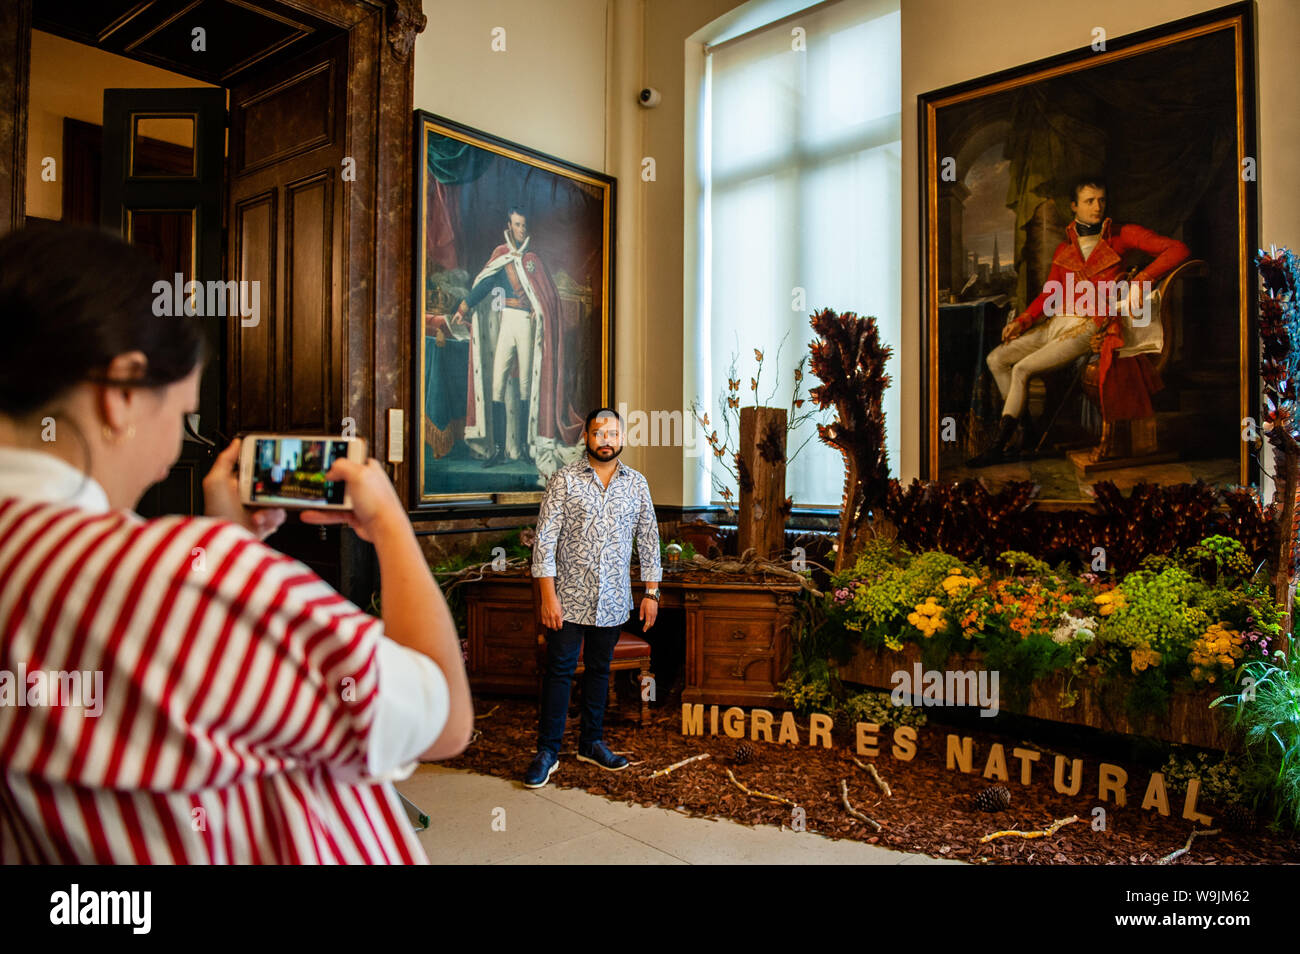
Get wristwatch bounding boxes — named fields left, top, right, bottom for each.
left=644, top=588, right=661, bottom=602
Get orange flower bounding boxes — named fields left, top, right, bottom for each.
left=754, top=349, right=764, bottom=362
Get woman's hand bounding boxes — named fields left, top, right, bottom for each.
left=203, top=438, right=286, bottom=540
left=299, top=457, right=406, bottom=544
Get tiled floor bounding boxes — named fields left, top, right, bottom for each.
left=397, top=765, right=964, bottom=865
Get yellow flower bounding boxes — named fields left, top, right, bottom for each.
left=1130, top=646, right=1161, bottom=674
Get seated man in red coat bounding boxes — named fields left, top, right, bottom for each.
left=967, top=177, right=1189, bottom=467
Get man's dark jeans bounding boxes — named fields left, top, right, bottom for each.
left=537, top=620, right=621, bottom=754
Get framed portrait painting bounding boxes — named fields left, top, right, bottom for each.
left=918, top=3, right=1257, bottom=503
left=414, top=111, right=615, bottom=504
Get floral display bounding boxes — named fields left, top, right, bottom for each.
left=823, top=535, right=1283, bottom=717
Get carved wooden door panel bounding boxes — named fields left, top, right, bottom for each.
left=227, top=32, right=346, bottom=436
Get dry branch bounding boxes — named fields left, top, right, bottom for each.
left=852, top=757, right=891, bottom=797
left=726, top=768, right=799, bottom=807
left=839, top=779, right=882, bottom=831
left=979, top=815, right=1079, bottom=843
left=1157, top=828, right=1221, bottom=865
left=647, top=753, right=710, bottom=779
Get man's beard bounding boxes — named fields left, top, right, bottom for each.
left=588, top=442, right=623, bottom=461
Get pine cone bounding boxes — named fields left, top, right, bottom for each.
left=1219, top=803, right=1257, bottom=832
left=733, top=742, right=756, bottom=765
left=973, top=784, right=1012, bottom=812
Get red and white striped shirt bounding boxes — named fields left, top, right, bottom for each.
left=0, top=448, right=448, bottom=864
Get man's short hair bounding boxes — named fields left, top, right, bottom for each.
left=1071, top=176, right=1107, bottom=201
left=585, top=406, right=623, bottom=430
left=507, top=206, right=527, bottom=221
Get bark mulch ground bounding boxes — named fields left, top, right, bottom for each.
left=443, top=694, right=1300, bottom=865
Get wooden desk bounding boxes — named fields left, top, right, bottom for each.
left=462, top=570, right=801, bottom=707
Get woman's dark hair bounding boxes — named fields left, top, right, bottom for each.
left=0, top=223, right=205, bottom=418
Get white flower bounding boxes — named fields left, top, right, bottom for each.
left=1051, top=612, right=1098, bottom=644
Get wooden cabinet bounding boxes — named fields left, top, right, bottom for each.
left=462, top=573, right=801, bottom=707
left=465, top=578, right=540, bottom=695
left=681, top=586, right=797, bottom=707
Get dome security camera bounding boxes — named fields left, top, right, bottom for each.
left=638, top=87, right=662, bottom=108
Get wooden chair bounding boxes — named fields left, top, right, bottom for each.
left=1077, top=258, right=1208, bottom=463
left=1030, top=258, right=1207, bottom=464
left=530, top=577, right=652, bottom=725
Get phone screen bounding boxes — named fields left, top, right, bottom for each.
left=250, top=437, right=350, bottom=506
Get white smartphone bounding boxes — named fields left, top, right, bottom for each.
left=238, top=434, right=368, bottom=510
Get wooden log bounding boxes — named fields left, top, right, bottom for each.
left=737, top=406, right=788, bottom=561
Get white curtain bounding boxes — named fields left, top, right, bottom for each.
left=699, top=0, right=901, bottom=508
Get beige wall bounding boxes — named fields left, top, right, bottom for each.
left=24, top=30, right=215, bottom=221
left=410, top=0, right=1299, bottom=504
left=899, top=0, right=1300, bottom=482
left=412, top=0, right=745, bottom=505
left=414, top=0, right=609, bottom=171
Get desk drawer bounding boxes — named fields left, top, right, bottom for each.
left=480, top=640, right=538, bottom=675
left=701, top=652, right=777, bottom=689
left=479, top=606, right=536, bottom=645
left=701, top=616, right=776, bottom=651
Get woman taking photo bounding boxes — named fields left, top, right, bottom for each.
left=0, top=224, right=472, bottom=864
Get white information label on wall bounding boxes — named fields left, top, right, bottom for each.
left=388, top=409, right=404, bottom=463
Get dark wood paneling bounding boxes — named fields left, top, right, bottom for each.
left=235, top=60, right=333, bottom=174
left=233, top=190, right=275, bottom=430
left=227, top=31, right=345, bottom=434
left=61, top=117, right=101, bottom=225
left=36, top=0, right=324, bottom=86
left=285, top=171, right=330, bottom=430
left=0, top=0, right=31, bottom=233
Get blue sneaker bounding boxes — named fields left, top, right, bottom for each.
left=523, top=749, right=559, bottom=789
left=576, top=740, right=628, bottom=771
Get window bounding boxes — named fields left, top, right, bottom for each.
left=695, top=0, right=901, bottom=508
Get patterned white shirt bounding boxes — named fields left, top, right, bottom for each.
left=531, top=457, right=661, bottom=627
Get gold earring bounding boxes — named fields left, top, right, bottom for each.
left=102, top=424, right=136, bottom=443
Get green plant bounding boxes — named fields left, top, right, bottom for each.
left=825, top=534, right=1283, bottom=724
left=660, top=538, right=697, bottom=562
left=1213, top=651, right=1300, bottom=828
left=1158, top=747, right=1247, bottom=804
left=838, top=687, right=927, bottom=729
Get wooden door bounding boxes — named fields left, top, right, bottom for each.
left=227, top=32, right=349, bottom=586
left=227, top=31, right=346, bottom=436
left=100, top=87, right=227, bottom=518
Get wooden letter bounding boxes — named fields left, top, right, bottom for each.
left=778, top=711, right=799, bottom=745
left=1012, top=747, right=1041, bottom=786
left=681, top=704, right=704, bottom=736
left=750, top=708, right=774, bottom=743
left=808, top=712, right=833, bottom=748
left=1098, top=762, right=1128, bottom=806
left=722, top=707, right=745, bottom=739
left=1182, top=777, right=1213, bottom=825
left=710, top=705, right=719, bottom=735
left=982, top=743, right=1009, bottom=781
left=946, top=734, right=973, bottom=773
left=855, top=721, right=880, bottom=757
left=1053, top=755, right=1083, bottom=796
left=1141, top=772, right=1170, bottom=816
left=892, top=726, right=917, bottom=761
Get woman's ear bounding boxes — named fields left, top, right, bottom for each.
left=98, top=350, right=149, bottom=431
